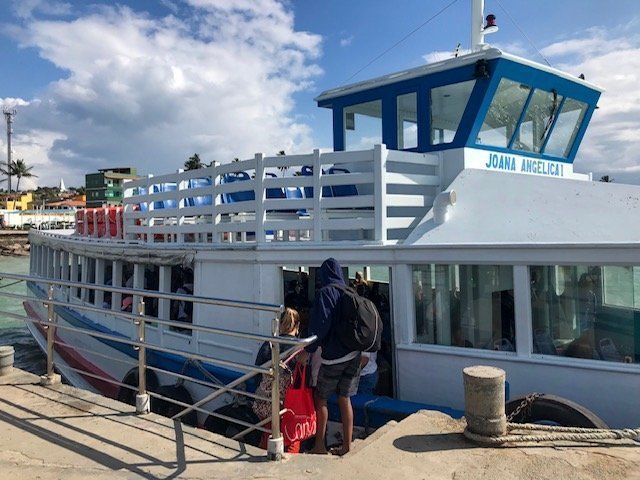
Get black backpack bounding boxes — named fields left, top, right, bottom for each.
left=331, top=283, right=382, bottom=352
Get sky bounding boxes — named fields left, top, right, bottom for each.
left=0, top=0, right=639, bottom=190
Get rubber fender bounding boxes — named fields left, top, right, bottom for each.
left=506, top=394, right=608, bottom=428
left=151, top=384, right=197, bottom=427
left=204, top=403, right=262, bottom=447
left=117, top=368, right=159, bottom=406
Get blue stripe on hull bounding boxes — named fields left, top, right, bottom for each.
left=27, top=282, right=251, bottom=390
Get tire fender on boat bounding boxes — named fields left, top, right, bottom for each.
left=505, top=394, right=609, bottom=428
left=204, top=403, right=262, bottom=447
left=117, top=368, right=159, bottom=406
left=151, top=384, right=198, bottom=426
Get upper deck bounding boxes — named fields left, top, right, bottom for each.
left=70, top=46, right=603, bottom=248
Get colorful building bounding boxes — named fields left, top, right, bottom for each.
left=0, top=191, right=34, bottom=211
left=86, top=168, right=140, bottom=208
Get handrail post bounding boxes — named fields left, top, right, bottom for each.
left=40, top=284, right=61, bottom=386
left=135, top=298, right=150, bottom=414
left=267, top=314, right=283, bottom=461
left=373, top=144, right=388, bottom=242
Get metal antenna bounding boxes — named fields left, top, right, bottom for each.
left=3, top=108, right=17, bottom=193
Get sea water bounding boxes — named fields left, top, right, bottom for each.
left=0, top=256, right=46, bottom=374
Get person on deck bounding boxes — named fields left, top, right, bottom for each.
left=253, top=307, right=302, bottom=453
left=305, top=257, right=361, bottom=456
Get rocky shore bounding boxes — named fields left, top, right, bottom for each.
left=0, top=232, right=30, bottom=257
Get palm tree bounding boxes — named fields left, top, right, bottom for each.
left=184, top=153, right=203, bottom=171
left=10, top=159, right=37, bottom=191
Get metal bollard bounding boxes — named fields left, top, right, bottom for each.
left=463, top=365, right=507, bottom=437
left=0, top=345, right=14, bottom=376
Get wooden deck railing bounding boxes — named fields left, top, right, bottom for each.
left=116, top=145, right=441, bottom=245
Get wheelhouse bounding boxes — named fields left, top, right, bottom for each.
left=317, top=48, right=601, bottom=176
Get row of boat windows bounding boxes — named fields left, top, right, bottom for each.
left=343, top=77, right=586, bottom=158
left=414, top=264, right=639, bottom=364
left=30, top=247, right=194, bottom=332
left=29, top=247, right=639, bottom=364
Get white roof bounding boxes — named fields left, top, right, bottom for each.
left=405, top=169, right=640, bottom=246
left=315, top=48, right=603, bottom=103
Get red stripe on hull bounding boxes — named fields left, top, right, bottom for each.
left=24, top=301, right=121, bottom=399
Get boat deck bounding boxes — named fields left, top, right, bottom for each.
left=75, top=146, right=441, bottom=246
left=1, top=367, right=638, bottom=480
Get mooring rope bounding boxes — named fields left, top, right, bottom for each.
left=464, top=423, right=640, bottom=445
left=0, top=280, right=24, bottom=289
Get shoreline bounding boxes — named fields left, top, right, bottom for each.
left=0, top=231, right=29, bottom=257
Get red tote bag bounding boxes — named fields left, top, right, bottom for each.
left=281, top=363, right=317, bottom=445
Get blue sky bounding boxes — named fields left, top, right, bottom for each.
left=1, top=0, right=639, bottom=189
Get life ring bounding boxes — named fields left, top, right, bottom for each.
left=204, top=403, right=262, bottom=447
left=151, top=384, right=197, bottom=427
left=505, top=394, right=608, bottom=428
left=117, top=368, right=159, bottom=406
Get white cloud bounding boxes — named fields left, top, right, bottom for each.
left=340, top=35, right=354, bottom=47
left=12, top=0, right=72, bottom=20
left=422, top=50, right=457, bottom=64
left=8, top=1, right=322, bottom=187
left=541, top=27, right=640, bottom=184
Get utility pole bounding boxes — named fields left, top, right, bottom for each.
left=3, top=107, right=16, bottom=194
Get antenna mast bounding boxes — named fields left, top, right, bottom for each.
left=3, top=107, right=16, bottom=193
left=471, top=0, right=498, bottom=51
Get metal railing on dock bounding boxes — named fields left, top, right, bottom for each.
left=0, top=271, right=314, bottom=461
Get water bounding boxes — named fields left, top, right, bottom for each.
left=0, top=256, right=46, bottom=375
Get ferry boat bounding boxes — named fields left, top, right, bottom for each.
left=23, top=0, right=640, bottom=433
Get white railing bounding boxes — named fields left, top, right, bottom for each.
left=119, top=145, right=441, bottom=245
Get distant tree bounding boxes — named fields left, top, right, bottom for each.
left=1, top=159, right=37, bottom=191
left=12, top=159, right=37, bottom=191
left=184, top=153, right=203, bottom=171
left=33, top=186, right=59, bottom=203
left=599, top=175, right=614, bottom=183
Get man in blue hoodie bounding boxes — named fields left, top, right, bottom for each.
left=306, top=258, right=361, bottom=456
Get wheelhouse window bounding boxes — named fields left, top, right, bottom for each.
left=344, top=100, right=382, bottom=150
left=430, top=80, right=475, bottom=145
left=530, top=265, right=637, bottom=364
left=412, top=264, right=515, bottom=351
left=513, top=88, right=564, bottom=154
left=397, top=92, right=417, bottom=149
left=478, top=78, right=530, bottom=147
left=543, top=98, right=588, bottom=158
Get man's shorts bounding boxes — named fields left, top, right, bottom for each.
left=315, top=355, right=361, bottom=400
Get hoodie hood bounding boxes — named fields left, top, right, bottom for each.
left=319, top=257, right=345, bottom=287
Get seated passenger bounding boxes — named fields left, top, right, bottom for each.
left=121, top=295, right=133, bottom=312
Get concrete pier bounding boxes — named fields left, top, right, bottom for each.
left=0, top=368, right=638, bottom=479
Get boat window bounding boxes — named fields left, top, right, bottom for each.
left=543, top=98, right=588, bottom=158
left=344, top=100, right=382, bottom=150
left=169, top=265, right=194, bottom=335
left=478, top=78, right=529, bottom=147
left=530, top=265, right=637, bottom=364
left=430, top=80, right=475, bottom=145
left=397, top=92, right=417, bottom=149
left=513, top=88, right=564, bottom=154
left=412, top=264, right=515, bottom=351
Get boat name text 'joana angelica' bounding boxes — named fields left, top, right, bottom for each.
left=485, top=152, right=566, bottom=177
